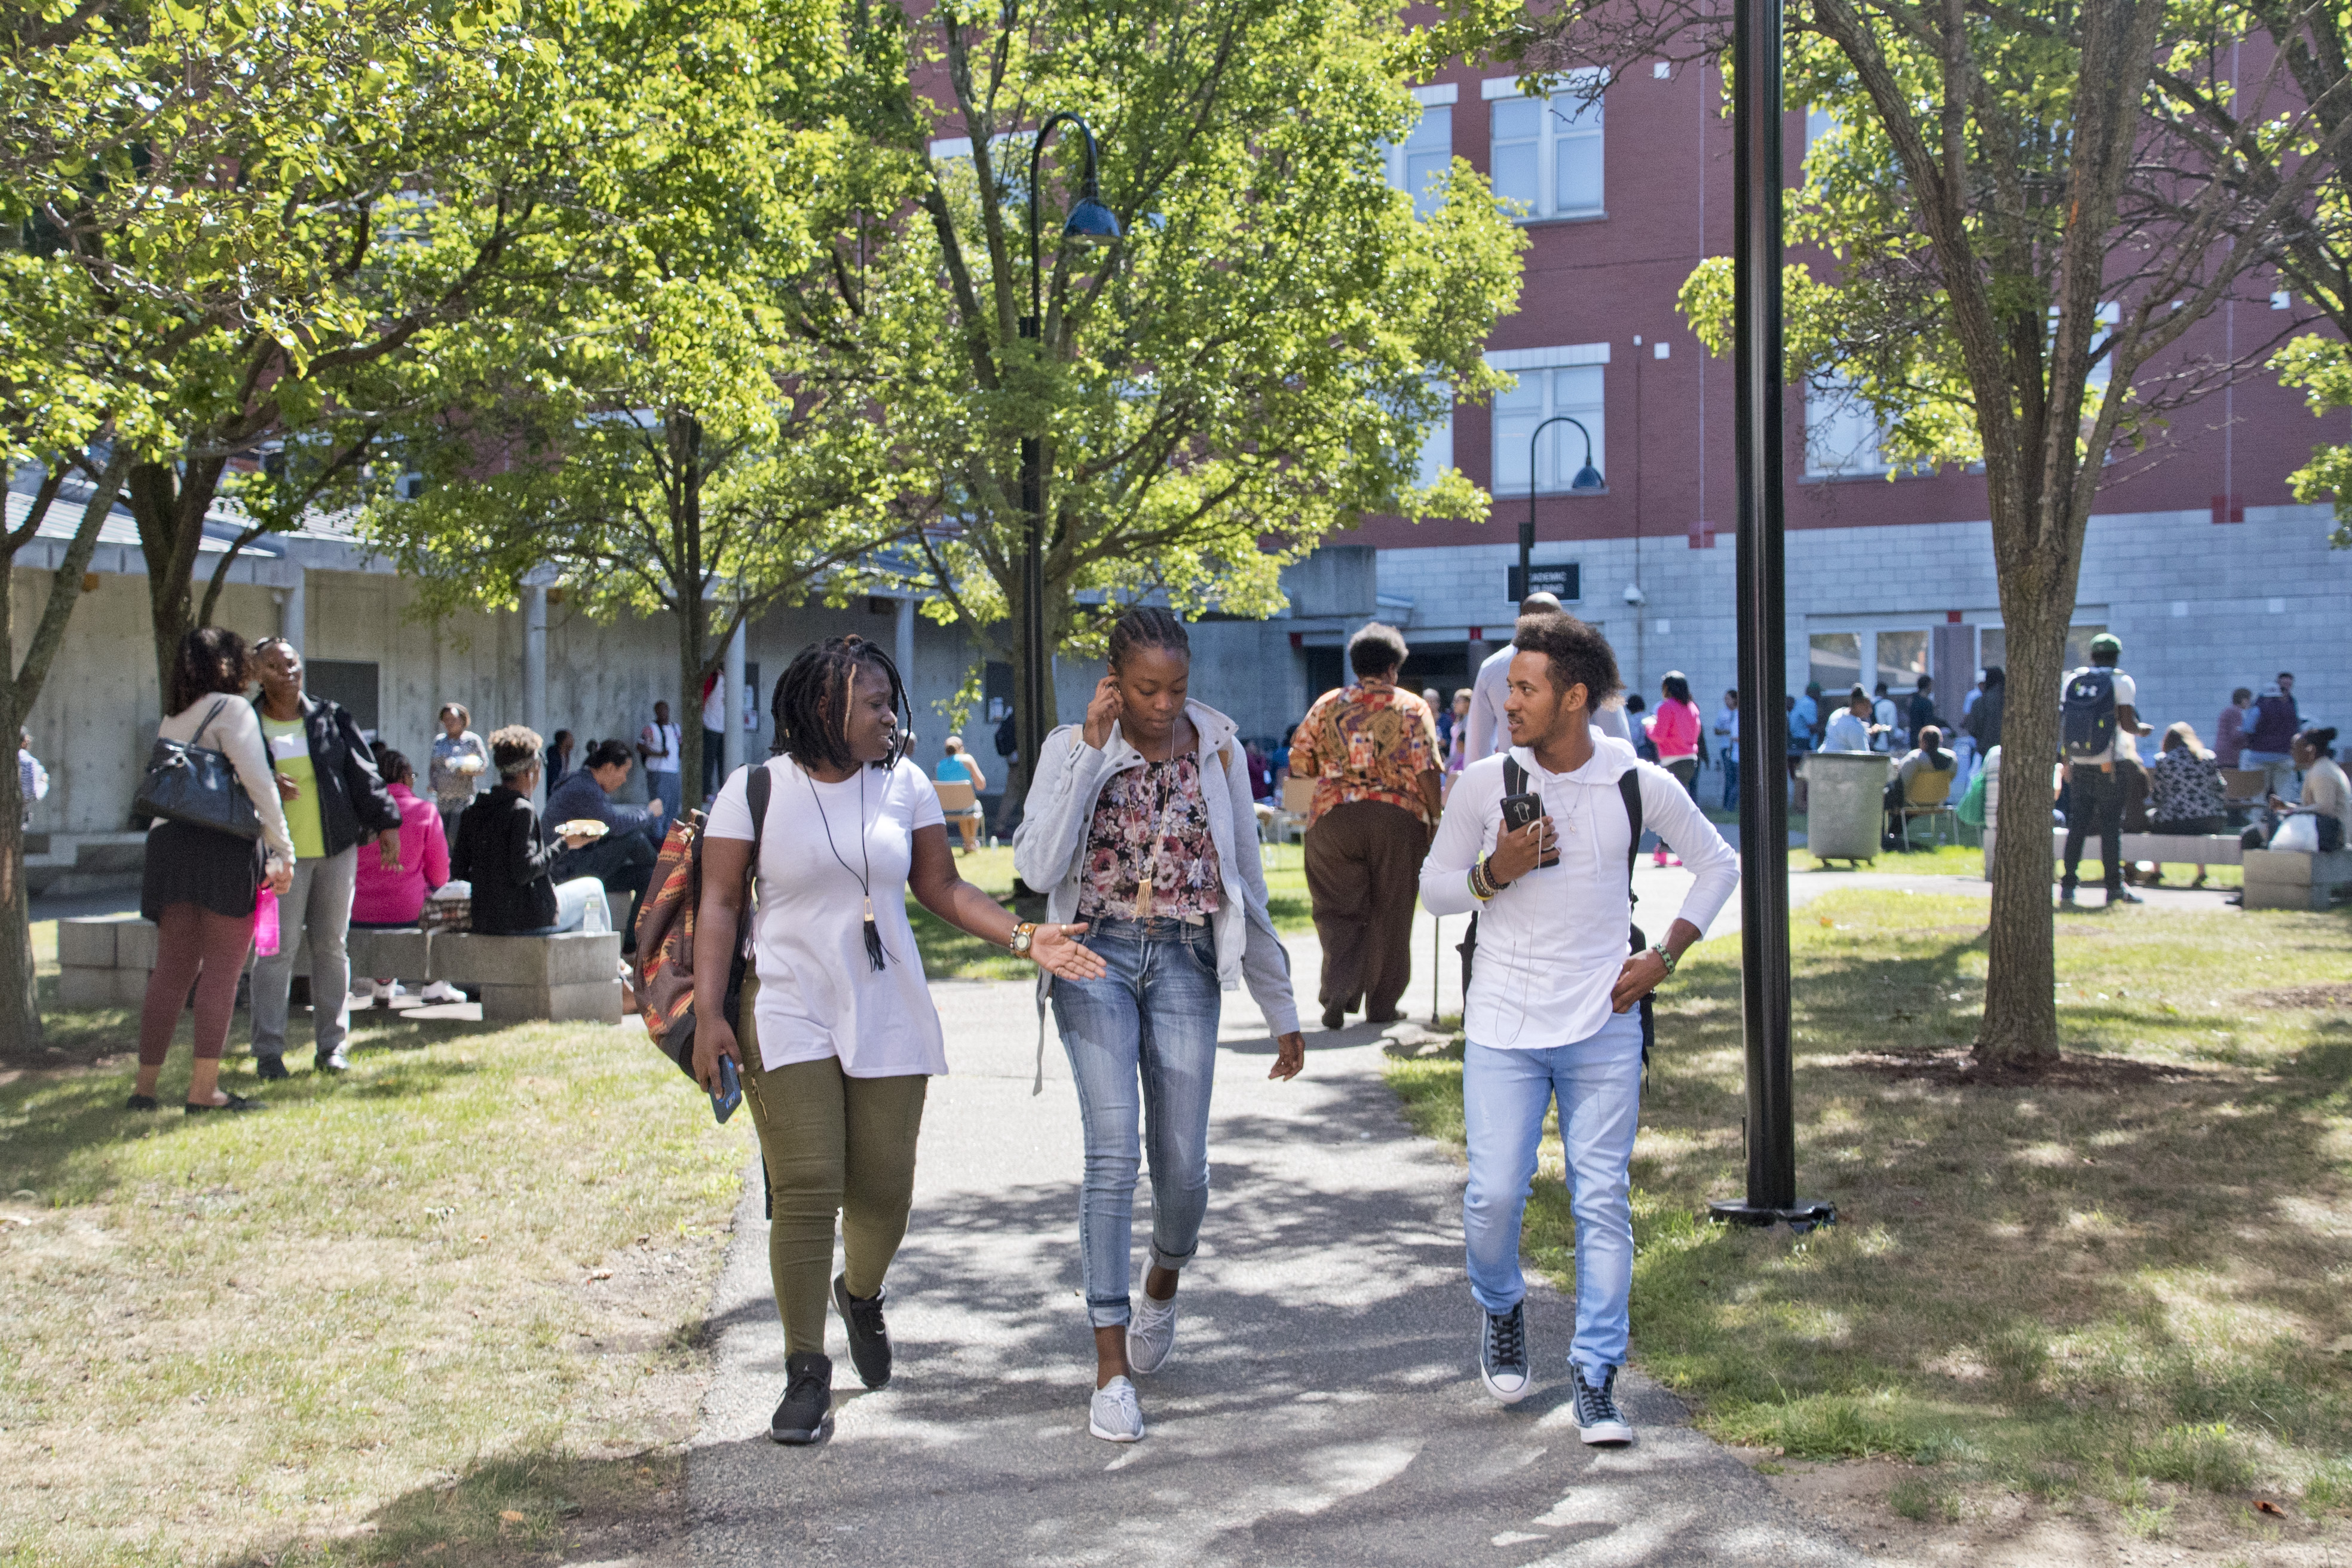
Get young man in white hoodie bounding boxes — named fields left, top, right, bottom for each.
left=1420, top=612, right=1738, bottom=1444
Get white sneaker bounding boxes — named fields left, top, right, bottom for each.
left=1088, top=1376, right=1145, bottom=1443
left=419, top=981, right=464, bottom=1004
left=370, top=979, right=403, bottom=1006
left=1127, top=1292, right=1178, bottom=1375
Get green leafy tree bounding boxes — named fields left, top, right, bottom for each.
left=2, top=0, right=627, bottom=700
left=1472, top=0, right=2344, bottom=1065
left=366, top=0, right=914, bottom=801
left=874, top=0, right=1524, bottom=800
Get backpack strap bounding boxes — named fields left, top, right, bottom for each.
left=1619, top=769, right=1643, bottom=909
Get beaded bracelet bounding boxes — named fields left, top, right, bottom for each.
left=1468, top=858, right=1499, bottom=902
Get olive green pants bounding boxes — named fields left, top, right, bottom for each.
left=740, top=980, right=929, bottom=1356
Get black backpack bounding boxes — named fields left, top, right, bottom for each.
left=2061, top=667, right=2118, bottom=761
left=1456, top=758, right=1656, bottom=1064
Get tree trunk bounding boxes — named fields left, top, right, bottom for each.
left=1974, top=553, right=2074, bottom=1068
left=1003, top=565, right=1064, bottom=823
left=128, top=457, right=230, bottom=710
left=1, top=456, right=130, bottom=1058
left=679, top=606, right=708, bottom=813
left=670, top=412, right=709, bottom=810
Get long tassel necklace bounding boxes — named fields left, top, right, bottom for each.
left=1133, top=725, right=1190, bottom=920
left=807, top=762, right=887, bottom=971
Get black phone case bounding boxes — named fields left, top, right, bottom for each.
left=1499, top=791, right=1560, bottom=867
left=710, top=1056, right=742, bottom=1123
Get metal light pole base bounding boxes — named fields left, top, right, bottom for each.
left=1708, top=1199, right=1838, bottom=1234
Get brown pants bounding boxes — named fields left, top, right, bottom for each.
left=1304, top=800, right=1429, bottom=1021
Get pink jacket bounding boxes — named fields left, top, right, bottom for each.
left=351, top=783, right=451, bottom=925
left=1644, top=698, right=1702, bottom=761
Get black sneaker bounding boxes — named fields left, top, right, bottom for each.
left=2057, top=887, right=2077, bottom=908
left=769, top=1352, right=833, bottom=1446
left=2108, top=886, right=2143, bottom=906
left=833, top=1273, right=892, bottom=1389
left=125, top=1094, right=158, bottom=1111
left=316, top=1049, right=348, bottom=1074
left=1570, top=1364, right=1633, bottom=1445
left=253, top=1055, right=289, bottom=1082
left=1478, top=1301, right=1530, bottom=1404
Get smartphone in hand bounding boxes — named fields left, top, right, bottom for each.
left=1499, top=791, right=1560, bottom=868
left=710, top=1056, right=742, bottom=1123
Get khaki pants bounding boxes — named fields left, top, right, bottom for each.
left=1303, top=800, right=1429, bottom=1021
left=739, top=975, right=929, bottom=1355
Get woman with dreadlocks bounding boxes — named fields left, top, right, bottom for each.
left=1014, top=605, right=1307, bottom=1444
left=692, top=635, right=1102, bottom=1448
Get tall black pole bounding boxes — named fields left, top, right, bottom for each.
left=1711, top=0, right=1833, bottom=1232
left=1518, top=414, right=1598, bottom=598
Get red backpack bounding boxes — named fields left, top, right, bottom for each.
left=633, top=765, right=769, bottom=1076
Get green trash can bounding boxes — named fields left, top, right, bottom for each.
left=1802, top=751, right=1892, bottom=863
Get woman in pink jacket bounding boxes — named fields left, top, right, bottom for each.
left=1642, top=673, right=1704, bottom=864
left=351, top=748, right=457, bottom=1004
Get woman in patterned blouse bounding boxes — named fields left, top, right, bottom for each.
left=2146, top=721, right=2231, bottom=886
left=1012, top=606, right=1304, bottom=1444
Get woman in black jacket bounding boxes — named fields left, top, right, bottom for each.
left=451, top=726, right=610, bottom=935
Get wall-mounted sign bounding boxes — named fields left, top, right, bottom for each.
left=1506, top=564, right=1581, bottom=602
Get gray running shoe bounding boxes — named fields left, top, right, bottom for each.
left=1479, top=1302, right=1530, bottom=1404
left=1127, top=1292, right=1179, bottom=1375
left=1088, top=1375, right=1145, bottom=1443
left=1571, top=1364, right=1633, bottom=1446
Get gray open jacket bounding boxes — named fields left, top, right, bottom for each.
left=1013, top=699, right=1301, bottom=1045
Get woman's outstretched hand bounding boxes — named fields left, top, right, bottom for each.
left=1269, top=1031, right=1306, bottom=1080
left=1030, top=921, right=1107, bottom=981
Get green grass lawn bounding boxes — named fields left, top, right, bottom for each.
left=909, top=841, right=1314, bottom=981
left=0, top=996, right=745, bottom=1567
left=1387, top=890, right=2352, bottom=1517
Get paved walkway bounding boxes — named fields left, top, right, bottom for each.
left=687, top=919, right=1867, bottom=1567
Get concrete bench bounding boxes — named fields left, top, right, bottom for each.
left=1980, top=828, right=2246, bottom=880
left=57, top=916, right=622, bottom=1023
left=2243, top=848, right=2352, bottom=911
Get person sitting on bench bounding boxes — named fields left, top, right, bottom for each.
left=544, top=737, right=665, bottom=946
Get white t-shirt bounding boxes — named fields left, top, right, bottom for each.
left=2063, top=666, right=2137, bottom=764
left=641, top=721, right=681, bottom=773
left=705, top=756, right=948, bottom=1077
left=702, top=678, right=727, bottom=734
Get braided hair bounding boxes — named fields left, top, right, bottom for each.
left=771, top=635, right=909, bottom=771
left=1107, top=605, right=1189, bottom=672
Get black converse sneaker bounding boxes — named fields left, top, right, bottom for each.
left=1478, top=1302, right=1531, bottom=1404
left=1570, top=1364, right=1633, bottom=1445
left=769, top=1351, right=834, bottom=1446
left=832, top=1273, right=893, bottom=1389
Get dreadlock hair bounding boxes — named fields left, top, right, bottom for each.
left=771, top=635, right=908, bottom=772
left=1107, top=605, right=1189, bottom=672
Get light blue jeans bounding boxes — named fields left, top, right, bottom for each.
left=1463, top=1007, right=1644, bottom=1382
left=647, top=767, right=684, bottom=819
left=2241, top=749, right=2299, bottom=803
left=1051, top=915, right=1223, bottom=1328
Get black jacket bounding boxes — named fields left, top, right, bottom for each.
left=1962, top=685, right=2005, bottom=751
left=451, top=786, right=561, bottom=933
left=252, top=692, right=400, bottom=857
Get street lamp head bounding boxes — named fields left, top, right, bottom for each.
left=1570, top=460, right=1606, bottom=493
left=1063, top=192, right=1122, bottom=247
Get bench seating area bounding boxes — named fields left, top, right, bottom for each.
left=57, top=917, right=623, bottom=1023
left=2243, top=848, right=2352, bottom=910
left=1981, top=826, right=2246, bottom=880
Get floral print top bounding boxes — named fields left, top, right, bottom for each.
left=1076, top=751, right=1221, bottom=921
left=1287, top=679, right=1442, bottom=828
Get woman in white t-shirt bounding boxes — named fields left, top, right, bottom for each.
left=692, top=635, right=1101, bottom=1448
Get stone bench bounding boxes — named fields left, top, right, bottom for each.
left=1980, top=828, right=2246, bottom=880
left=2242, top=848, right=2352, bottom=911
left=57, top=917, right=621, bottom=1023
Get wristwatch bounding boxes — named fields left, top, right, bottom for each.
left=1649, top=942, right=1679, bottom=976
left=1010, top=922, right=1039, bottom=957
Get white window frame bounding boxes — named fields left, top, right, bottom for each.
left=1804, top=375, right=1892, bottom=479
left=1486, top=342, right=1609, bottom=497
left=1382, top=83, right=1457, bottom=220
left=1483, top=70, right=1605, bottom=222
left=1412, top=379, right=1453, bottom=489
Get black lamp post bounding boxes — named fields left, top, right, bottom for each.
left=1708, top=0, right=1834, bottom=1233
left=1012, top=114, right=1118, bottom=912
left=1515, top=413, right=1604, bottom=596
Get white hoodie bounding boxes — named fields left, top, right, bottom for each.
left=1421, top=730, right=1738, bottom=1050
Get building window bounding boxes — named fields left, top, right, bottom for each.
left=1805, top=377, right=1892, bottom=478
left=1487, top=345, right=1608, bottom=495
left=1383, top=85, right=1456, bottom=220
left=1484, top=71, right=1604, bottom=221
left=1413, top=384, right=1453, bottom=489
left=1809, top=633, right=1861, bottom=696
